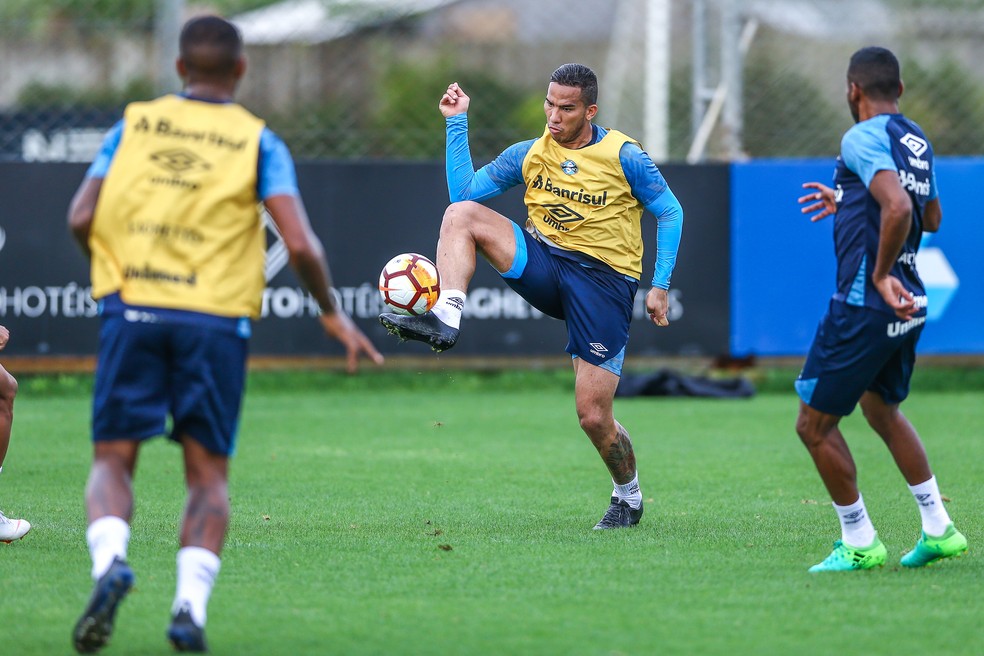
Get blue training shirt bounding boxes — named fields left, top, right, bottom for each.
left=831, top=113, right=938, bottom=315
left=445, top=114, right=683, bottom=288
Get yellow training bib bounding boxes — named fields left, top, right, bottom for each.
left=90, top=95, right=266, bottom=317
left=522, top=126, right=645, bottom=279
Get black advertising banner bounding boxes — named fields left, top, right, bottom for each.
left=0, top=162, right=729, bottom=358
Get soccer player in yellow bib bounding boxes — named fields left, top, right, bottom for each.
left=380, top=64, right=684, bottom=530
left=67, top=15, right=383, bottom=653
left=0, top=325, right=30, bottom=544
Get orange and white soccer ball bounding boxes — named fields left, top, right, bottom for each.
left=378, top=253, right=441, bottom=316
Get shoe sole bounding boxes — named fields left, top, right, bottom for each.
left=592, top=521, right=641, bottom=530
left=809, top=561, right=885, bottom=572
left=901, top=545, right=968, bottom=568
left=379, top=317, right=453, bottom=352
left=1, top=536, right=29, bottom=543
left=167, top=633, right=207, bottom=653
left=167, top=625, right=208, bottom=652
left=73, top=567, right=135, bottom=653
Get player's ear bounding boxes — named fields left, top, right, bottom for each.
left=585, top=104, right=598, bottom=121
left=234, top=55, right=246, bottom=81
left=847, top=81, right=860, bottom=103
left=176, top=57, right=187, bottom=80
left=897, top=80, right=904, bottom=100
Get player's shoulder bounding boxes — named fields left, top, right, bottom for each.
left=501, top=137, right=538, bottom=163
left=843, top=115, right=892, bottom=147
left=841, top=117, right=898, bottom=165
left=886, top=114, right=933, bottom=151
left=259, top=126, right=287, bottom=150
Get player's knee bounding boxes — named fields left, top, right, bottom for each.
left=860, top=398, right=896, bottom=433
left=795, top=411, right=820, bottom=447
left=577, top=407, right=610, bottom=440
left=441, top=201, right=481, bottom=233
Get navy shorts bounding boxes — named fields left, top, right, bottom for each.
left=500, top=223, right=638, bottom=375
left=92, top=295, right=251, bottom=456
left=795, top=299, right=924, bottom=417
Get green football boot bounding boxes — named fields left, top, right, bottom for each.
left=900, top=523, right=968, bottom=568
left=808, top=536, right=887, bottom=573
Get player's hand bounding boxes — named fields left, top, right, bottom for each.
left=0, top=325, right=8, bottom=350
left=318, top=311, right=385, bottom=374
left=798, top=182, right=837, bottom=222
left=873, top=274, right=917, bottom=321
left=439, top=82, right=470, bottom=118
left=645, top=287, right=670, bottom=327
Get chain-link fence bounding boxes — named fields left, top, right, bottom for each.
left=2, top=0, right=983, bottom=164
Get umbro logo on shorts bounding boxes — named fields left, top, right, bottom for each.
left=589, top=342, right=608, bottom=358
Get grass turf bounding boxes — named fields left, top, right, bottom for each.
left=2, top=368, right=982, bottom=655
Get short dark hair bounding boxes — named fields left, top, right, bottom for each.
left=179, top=15, right=243, bottom=79
left=549, top=63, right=598, bottom=106
left=848, top=47, right=901, bottom=101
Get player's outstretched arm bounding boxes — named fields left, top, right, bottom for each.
left=798, top=182, right=837, bottom=222
left=264, top=194, right=384, bottom=373
left=0, top=325, right=8, bottom=350
left=439, top=82, right=470, bottom=118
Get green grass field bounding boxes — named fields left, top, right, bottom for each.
left=3, top=368, right=982, bottom=655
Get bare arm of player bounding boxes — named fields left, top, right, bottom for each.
left=439, top=82, right=470, bottom=118
left=645, top=287, right=669, bottom=327
left=798, top=182, right=837, bottom=222
left=0, top=325, right=8, bottom=350
left=868, top=169, right=917, bottom=321
left=263, top=194, right=384, bottom=373
left=923, top=196, right=942, bottom=233
left=67, top=177, right=104, bottom=259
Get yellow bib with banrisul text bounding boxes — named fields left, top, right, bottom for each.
left=522, top=125, right=644, bottom=279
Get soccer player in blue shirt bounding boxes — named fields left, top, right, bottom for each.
left=67, top=16, right=383, bottom=652
left=380, top=64, right=684, bottom=529
left=796, top=47, right=966, bottom=572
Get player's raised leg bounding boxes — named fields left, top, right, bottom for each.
left=572, top=360, right=644, bottom=530
left=379, top=200, right=518, bottom=351
left=859, top=392, right=967, bottom=567
left=795, top=402, right=886, bottom=571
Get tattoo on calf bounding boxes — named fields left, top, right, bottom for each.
left=602, top=425, right=637, bottom=485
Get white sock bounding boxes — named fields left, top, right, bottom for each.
left=87, top=515, right=130, bottom=580
left=612, top=473, right=642, bottom=510
left=431, top=289, right=466, bottom=329
left=833, top=495, right=877, bottom=548
left=173, top=546, right=221, bottom=628
left=908, top=476, right=952, bottom=536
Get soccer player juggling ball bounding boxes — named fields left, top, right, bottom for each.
left=795, top=47, right=966, bottom=572
left=380, top=63, right=684, bottom=530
